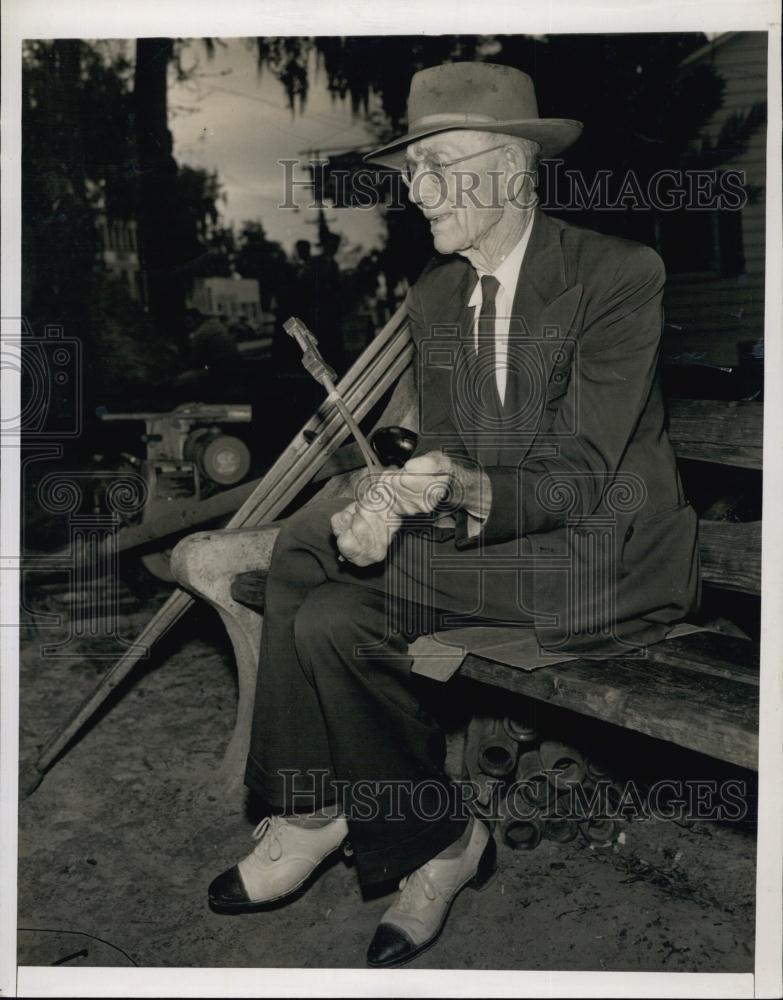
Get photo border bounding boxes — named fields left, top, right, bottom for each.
left=2, top=1, right=780, bottom=997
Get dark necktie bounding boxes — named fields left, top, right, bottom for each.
left=477, top=274, right=502, bottom=419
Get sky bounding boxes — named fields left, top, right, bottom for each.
left=168, top=38, right=387, bottom=258
left=167, top=33, right=729, bottom=262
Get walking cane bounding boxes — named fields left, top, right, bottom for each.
left=284, top=316, right=384, bottom=562
left=284, top=317, right=382, bottom=473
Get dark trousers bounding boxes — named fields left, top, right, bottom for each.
left=244, top=495, right=534, bottom=888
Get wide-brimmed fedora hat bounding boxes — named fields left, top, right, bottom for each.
left=364, top=62, right=582, bottom=169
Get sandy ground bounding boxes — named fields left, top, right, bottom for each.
left=17, top=593, right=756, bottom=973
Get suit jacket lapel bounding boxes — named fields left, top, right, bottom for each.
left=512, top=208, right=565, bottom=335
left=508, top=209, right=583, bottom=460
left=420, top=260, right=482, bottom=457
left=427, top=258, right=476, bottom=330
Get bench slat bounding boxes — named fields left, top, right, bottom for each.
left=459, top=652, right=758, bottom=770
left=640, top=631, right=759, bottom=686
left=698, top=519, right=761, bottom=593
left=668, top=399, right=762, bottom=469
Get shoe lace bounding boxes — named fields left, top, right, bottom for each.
left=396, top=864, right=440, bottom=911
left=250, top=815, right=285, bottom=863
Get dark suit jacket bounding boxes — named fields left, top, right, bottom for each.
left=405, top=208, right=701, bottom=655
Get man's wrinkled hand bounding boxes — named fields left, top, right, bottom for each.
left=331, top=501, right=402, bottom=567
left=386, top=451, right=454, bottom=517
left=330, top=452, right=465, bottom=566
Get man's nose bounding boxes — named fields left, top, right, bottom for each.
left=407, top=170, right=447, bottom=209
left=406, top=170, right=424, bottom=207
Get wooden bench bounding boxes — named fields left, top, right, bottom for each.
left=444, top=396, right=761, bottom=772
left=170, top=365, right=762, bottom=792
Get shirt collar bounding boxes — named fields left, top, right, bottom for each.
left=467, top=221, right=533, bottom=307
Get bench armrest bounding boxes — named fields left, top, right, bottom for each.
left=170, top=524, right=282, bottom=600
left=169, top=524, right=283, bottom=795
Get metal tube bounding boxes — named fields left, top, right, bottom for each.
left=579, top=817, right=617, bottom=845
left=476, top=716, right=521, bottom=778
left=539, top=740, right=587, bottom=791
left=541, top=818, right=579, bottom=844
left=100, top=404, right=252, bottom=423
left=462, top=715, right=506, bottom=812
left=585, top=755, right=613, bottom=782
left=575, top=777, right=622, bottom=844
left=502, top=713, right=537, bottom=744
left=500, top=815, right=543, bottom=851
left=514, top=749, right=556, bottom=812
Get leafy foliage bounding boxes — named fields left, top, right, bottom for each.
left=253, top=37, right=313, bottom=113
left=234, top=221, right=297, bottom=311
left=690, top=102, right=768, bottom=166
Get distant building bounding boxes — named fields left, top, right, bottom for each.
left=187, top=276, right=263, bottom=328
left=96, top=213, right=147, bottom=305
left=661, top=32, right=767, bottom=366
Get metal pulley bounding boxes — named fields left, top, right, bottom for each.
left=184, top=428, right=251, bottom=486
left=98, top=403, right=254, bottom=582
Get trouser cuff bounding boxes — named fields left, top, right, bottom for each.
left=244, top=756, right=337, bottom=811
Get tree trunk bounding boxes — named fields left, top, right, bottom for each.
left=133, top=38, right=187, bottom=352
left=32, top=41, right=96, bottom=336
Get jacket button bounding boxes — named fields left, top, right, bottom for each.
left=624, top=526, right=634, bottom=542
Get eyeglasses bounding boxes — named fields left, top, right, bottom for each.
left=401, top=142, right=510, bottom=187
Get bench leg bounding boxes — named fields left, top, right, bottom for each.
left=170, top=526, right=280, bottom=797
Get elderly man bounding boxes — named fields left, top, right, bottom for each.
left=208, top=63, right=700, bottom=968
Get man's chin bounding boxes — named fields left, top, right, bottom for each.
left=432, top=232, right=465, bottom=256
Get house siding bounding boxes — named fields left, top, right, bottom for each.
left=663, top=31, right=768, bottom=366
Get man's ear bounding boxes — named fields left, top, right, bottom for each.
left=504, top=143, right=524, bottom=173
left=499, top=144, right=524, bottom=204
left=506, top=148, right=536, bottom=208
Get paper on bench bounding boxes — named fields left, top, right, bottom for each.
left=409, top=626, right=577, bottom=682
left=409, top=620, right=707, bottom=683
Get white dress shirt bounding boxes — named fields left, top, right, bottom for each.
left=461, top=221, right=533, bottom=537
left=467, top=220, right=533, bottom=406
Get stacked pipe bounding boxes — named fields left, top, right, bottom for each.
left=463, top=709, right=627, bottom=852
left=499, top=744, right=586, bottom=849
left=577, top=768, right=625, bottom=846
left=500, top=749, right=548, bottom=851
left=462, top=711, right=537, bottom=819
